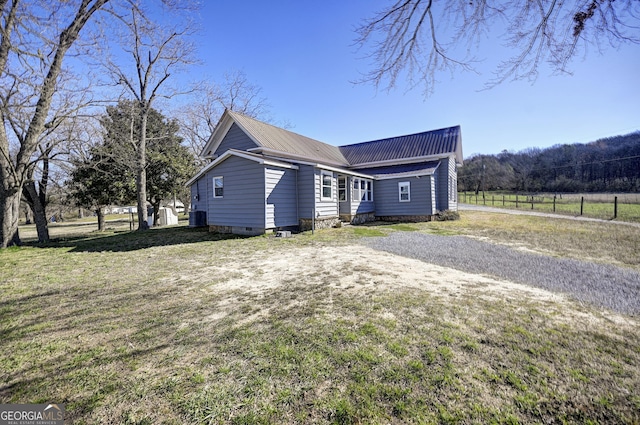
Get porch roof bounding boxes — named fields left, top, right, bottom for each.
left=357, top=161, right=441, bottom=180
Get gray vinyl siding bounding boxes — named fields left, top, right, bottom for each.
left=435, top=156, right=457, bottom=211
left=190, top=179, right=207, bottom=212
left=265, top=167, right=298, bottom=228
left=374, top=176, right=434, bottom=216
left=430, top=175, right=437, bottom=211
left=297, top=165, right=315, bottom=219
left=206, top=156, right=265, bottom=228
left=314, top=168, right=338, bottom=217
left=448, top=156, right=458, bottom=211
left=214, top=123, right=258, bottom=157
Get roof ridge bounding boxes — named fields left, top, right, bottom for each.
left=227, top=110, right=330, bottom=147
left=340, top=125, right=461, bottom=149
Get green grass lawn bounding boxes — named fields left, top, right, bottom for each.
left=1, top=214, right=639, bottom=424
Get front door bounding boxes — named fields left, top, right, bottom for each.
left=338, top=175, right=349, bottom=215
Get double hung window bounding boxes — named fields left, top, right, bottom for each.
left=352, top=178, right=372, bottom=202
left=321, top=171, right=333, bottom=200
left=338, top=177, right=347, bottom=201
left=398, top=181, right=410, bottom=202
left=365, top=180, right=372, bottom=202
left=213, top=176, right=223, bottom=198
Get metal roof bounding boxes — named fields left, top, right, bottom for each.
left=201, top=110, right=463, bottom=171
left=339, top=126, right=463, bottom=166
left=229, top=111, right=349, bottom=166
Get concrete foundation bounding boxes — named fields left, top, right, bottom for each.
left=375, top=215, right=435, bottom=223
left=299, top=216, right=341, bottom=231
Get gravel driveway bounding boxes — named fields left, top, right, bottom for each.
left=362, top=232, right=640, bottom=316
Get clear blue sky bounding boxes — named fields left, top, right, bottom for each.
left=190, top=1, right=640, bottom=157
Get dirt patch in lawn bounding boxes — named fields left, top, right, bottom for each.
left=182, top=244, right=633, bottom=330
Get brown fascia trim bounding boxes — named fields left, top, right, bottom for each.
left=247, top=147, right=349, bottom=168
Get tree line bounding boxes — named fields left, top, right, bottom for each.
left=459, top=132, right=640, bottom=194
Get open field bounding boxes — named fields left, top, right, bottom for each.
left=460, top=192, right=640, bottom=223
left=2, top=212, right=640, bottom=424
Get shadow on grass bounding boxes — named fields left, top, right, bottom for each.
left=23, top=225, right=247, bottom=253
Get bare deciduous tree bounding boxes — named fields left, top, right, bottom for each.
left=178, top=70, right=270, bottom=164
left=0, top=0, right=112, bottom=248
left=15, top=73, right=100, bottom=242
left=355, top=0, right=640, bottom=95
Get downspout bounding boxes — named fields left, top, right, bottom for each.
left=196, top=180, right=200, bottom=209
left=312, top=169, right=316, bottom=234
left=336, top=173, right=339, bottom=221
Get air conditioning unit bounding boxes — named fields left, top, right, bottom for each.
left=189, top=211, right=206, bottom=227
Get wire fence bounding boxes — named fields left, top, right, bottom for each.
left=460, top=192, right=640, bottom=223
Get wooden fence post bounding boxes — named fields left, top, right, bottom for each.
left=531, top=197, right=534, bottom=210
left=502, top=195, right=505, bottom=206
left=516, top=195, right=519, bottom=208
left=614, top=196, right=618, bottom=219
left=553, top=195, right=556, bottom=212
left=580, top=196, right=584, bottom=216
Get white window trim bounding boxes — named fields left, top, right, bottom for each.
left=338, top=176, right=347, bottom=202
left=321, top=170, right=333, bottom=201
left=213, top=176, right=224, bottom=198
left=352, top=177, right=373, bottom=202
left=399, top=181, right=411, bottom=202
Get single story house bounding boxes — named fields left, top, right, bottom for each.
left=186, top=110, right=463, bottom=235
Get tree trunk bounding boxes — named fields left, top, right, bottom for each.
left=0, top=188, right=22, bottom=248
left=152, top=200, right=161, bottom=227
left=136, top=107, right=149, bottom=231
left=24, top=205, right=32, bottom=224
left=96, top=207, right=105, bottom=231
left=171, top=192, right=178, bottom=216
left=23, top=181, right=49, bottom=243
left=136, top=167, right=148, bottom=230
